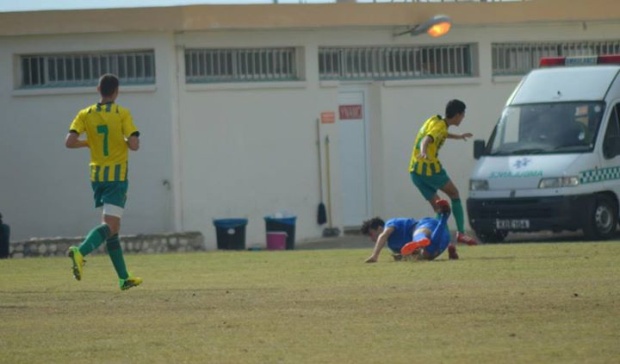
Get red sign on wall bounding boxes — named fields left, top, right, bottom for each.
left=339, top=104, right=363, bottom=120
left=320, top=111, right=336, bottom=124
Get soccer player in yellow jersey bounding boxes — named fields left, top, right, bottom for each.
left=64, top=74, right=142, bottom=290
left=409, top=99, right=477, bottom=259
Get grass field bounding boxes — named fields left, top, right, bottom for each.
left=1, top=242, right=619, bottom=364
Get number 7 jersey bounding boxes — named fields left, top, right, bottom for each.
left=69, top=102, right=139, bottom=182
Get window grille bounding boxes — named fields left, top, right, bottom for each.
left=20, top=50, right=156, bottom=88
left=318, top=44, right=473, bottom=81
left=185, top=48, right=298, bottom=83
left=492, top=40, right=620, bottom=76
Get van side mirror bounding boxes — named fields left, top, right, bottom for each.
left=473, top=139, right=486, bottom=159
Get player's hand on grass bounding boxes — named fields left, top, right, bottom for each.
left=365, top=255, right=378, bottom=263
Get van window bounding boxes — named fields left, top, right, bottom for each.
left=488, top=102, right=604, bottom=156
left=603, top=104, right=620, bottom=159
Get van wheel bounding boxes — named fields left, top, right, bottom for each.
left=582, top=195, right=618, bottom=240
left=475, top=230, right=507, bottom=244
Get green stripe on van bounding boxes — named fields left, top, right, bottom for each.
left=580, top=166, right=620, bottom=184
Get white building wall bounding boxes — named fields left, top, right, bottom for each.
left=176, top=31, right=330, bottom=249
left=0, top=32, right=176, bottom=241
left=2, top=20, right=619, bottom=248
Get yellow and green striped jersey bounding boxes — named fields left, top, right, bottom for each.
left=69, top=102, right=139, bottom=182
left=409, top=115, right=448, bottom=176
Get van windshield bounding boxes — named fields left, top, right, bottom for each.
left=488, top=102, right=605, bottom=156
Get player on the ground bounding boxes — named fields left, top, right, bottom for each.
left=362, top=200, right=454, bottom=262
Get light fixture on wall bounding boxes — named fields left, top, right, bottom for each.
left=393, top=14, right=452, bottom=38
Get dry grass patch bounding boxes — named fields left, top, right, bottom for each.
left=1, top=242, right=619, bottom=363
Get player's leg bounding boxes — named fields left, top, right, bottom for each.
left=438, top=179, right=478, bottom=246
left=401, top=223, right=432, bottom=256
left=106, top=235, right=142, bottom=290
left=68, top=183, right=113, bottom=281
left=427, top=225, right=452, bottom=260
left=100, top=182, right=142, bottom=290
left=78, top=223, right=112, bottom=256
left=404, top=217, right=446, bottom=260
left=425, top=207, right=452, bottom=260
left=103, top=213, right=142, bottom=290
left=431, top=201, right=450, bottom=238
left=412, top=171, right=463, bottom=258
left=400, top=234, right=430, bottom=256
left=410, top=172, right=443, bottom=215
left=68, top=215, right=114, bottom=282
left=101, top=207, right=129, bottom=281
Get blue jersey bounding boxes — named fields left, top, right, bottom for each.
left=386, top=216, right=451, bottom=259
left=385, top=218, right=418, bottom=252
left=416, top=217, right=451, bottom=259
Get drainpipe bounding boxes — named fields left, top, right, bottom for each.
left=171, top=39, right=185, bottom=232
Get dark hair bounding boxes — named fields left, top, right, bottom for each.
left=445, top=99, right=466, bottom=119
left=98, top=74, right=119, bottom=97
left=360, top=217, right=385, bottom=235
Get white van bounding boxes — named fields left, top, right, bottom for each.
left=467, top=54, right=620, bottom=243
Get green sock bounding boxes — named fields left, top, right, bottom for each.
left=451, top=198, right=466, bottom=233
left=106, top=235, right=129, bottom=280
left=78, top=224, right=111, bottom=256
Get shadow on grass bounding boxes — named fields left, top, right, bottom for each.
left=490, top=229, right=620, bottom=244
left=296, top=228, right=620, bottom=251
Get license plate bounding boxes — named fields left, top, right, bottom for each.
left=496, top=219, right=530, bottom=229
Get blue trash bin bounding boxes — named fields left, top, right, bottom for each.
left=264, top=216, right=297, bottom=250
left=213, top=218, right=248, bottom=250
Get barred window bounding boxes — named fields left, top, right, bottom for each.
left=319, top=45, right=473, bottom=81
left=20, top=50, right=156, bottom=88
left=492, top=40, right=620, bottom=76
left=185, top=48, right=298, bottom=83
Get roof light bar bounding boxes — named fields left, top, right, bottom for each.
left=540, top=54, right=620, bottom=67
left=598, top=54, right=620, bottom=64
left=539, top=57, right=566, bottom=67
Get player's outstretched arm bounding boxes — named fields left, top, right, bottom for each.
left=447, top=132, right=473, bottom=141
left=365, top=227, right=393, bottom=263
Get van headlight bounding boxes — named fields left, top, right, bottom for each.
left=538, top=176, right=580, bottom=189
left=470, top=179, right=489, bottom=191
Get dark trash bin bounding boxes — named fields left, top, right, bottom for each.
left=264, top=215, right=297, bottom=250
left=213, top=218, right=248, bottom=250
left=0, top=213, right=9, bottom=259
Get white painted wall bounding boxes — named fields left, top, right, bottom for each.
left=0, top=32, right=176, bottom=241
left=2, top=21, right=619, bottom=248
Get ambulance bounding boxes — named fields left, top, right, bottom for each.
left=467, top=54, right=620, bottom=243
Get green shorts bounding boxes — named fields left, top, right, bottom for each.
left=91, top=181, right=128, bottom=208
left=410, top=169, right=450, bottom=200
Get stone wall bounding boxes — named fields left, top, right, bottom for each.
left=6, top=232, right=205, bottom=258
